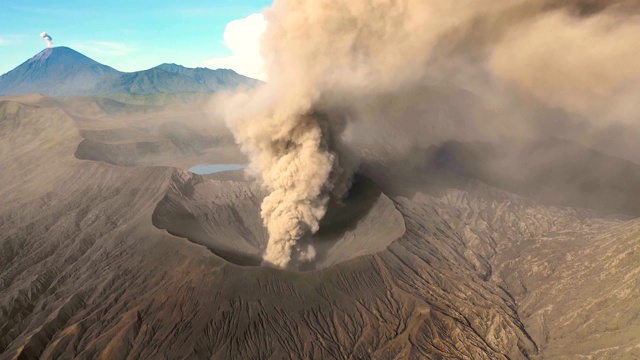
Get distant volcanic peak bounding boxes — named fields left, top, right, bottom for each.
left=0, top=46, right=123, bottom=96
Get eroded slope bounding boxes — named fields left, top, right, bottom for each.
left=1, top=95, right=639, bottom=359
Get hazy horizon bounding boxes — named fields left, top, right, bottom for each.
left=0, top=0, right=271, bottom=78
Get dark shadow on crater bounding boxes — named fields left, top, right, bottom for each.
left=151, top=174, right=265, bottom=267
left=295, top=175, right=382, bottom=271
left=155, top=208, right=264, bottom=267
left=317, top=175, right=381, bottom=238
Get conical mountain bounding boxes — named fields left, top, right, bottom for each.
left=0, top=46, right=121, bottom=96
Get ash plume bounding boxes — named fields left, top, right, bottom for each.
left=40, top=32, right=53, bottom=48
left=221, top=0, right=640, bottom=267
left=223, top=82, right=352, bottom=268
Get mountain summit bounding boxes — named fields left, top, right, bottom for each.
left=97, top=63, right=259, bottom=95
left=0, top=47, right=258, bottom=96
left=0, top=47, right=120, bottom=96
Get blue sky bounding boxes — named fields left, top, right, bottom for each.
left=0, top=0, right=271, bottom=77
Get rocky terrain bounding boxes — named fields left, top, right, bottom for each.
left=0, top=94, right=639, bottom=359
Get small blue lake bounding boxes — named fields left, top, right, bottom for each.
left=189, top=164, right=246, bottom=175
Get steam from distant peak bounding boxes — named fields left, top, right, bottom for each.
left=220, top=0, right=640, bottom=268
left=40, top=32, right=53, bottom=48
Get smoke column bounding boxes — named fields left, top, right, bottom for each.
left=224, top=73, right=352, bottom=268
left=40, top=32, right=53, bottom=48
left=222, top=0, right=640, bottom=268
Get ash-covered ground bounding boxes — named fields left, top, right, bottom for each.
left=1, top=94, right=640, bottom=359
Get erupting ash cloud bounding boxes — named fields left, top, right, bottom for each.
left=223, top=74, right=352, bottom=268
left=221, top=0, right=640, bottom=267
left=40, top=32, right=53, bottom=48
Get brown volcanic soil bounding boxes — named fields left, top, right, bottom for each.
left=1, top=94, right=640, bottom=359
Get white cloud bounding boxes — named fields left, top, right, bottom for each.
left=70, top=41, right=136, bottom=56
left=202, top=13, right=266, bottom=80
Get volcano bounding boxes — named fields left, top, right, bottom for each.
left=2, top=3, right=640, bottom=356
left=1, top=93, right=640, bottom=359
left=0, top=47, right=258, bottom=97
left=0, top=47, right=120, bottom=96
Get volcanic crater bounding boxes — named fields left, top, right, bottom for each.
left=151, top=172, right=406, bottom=271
